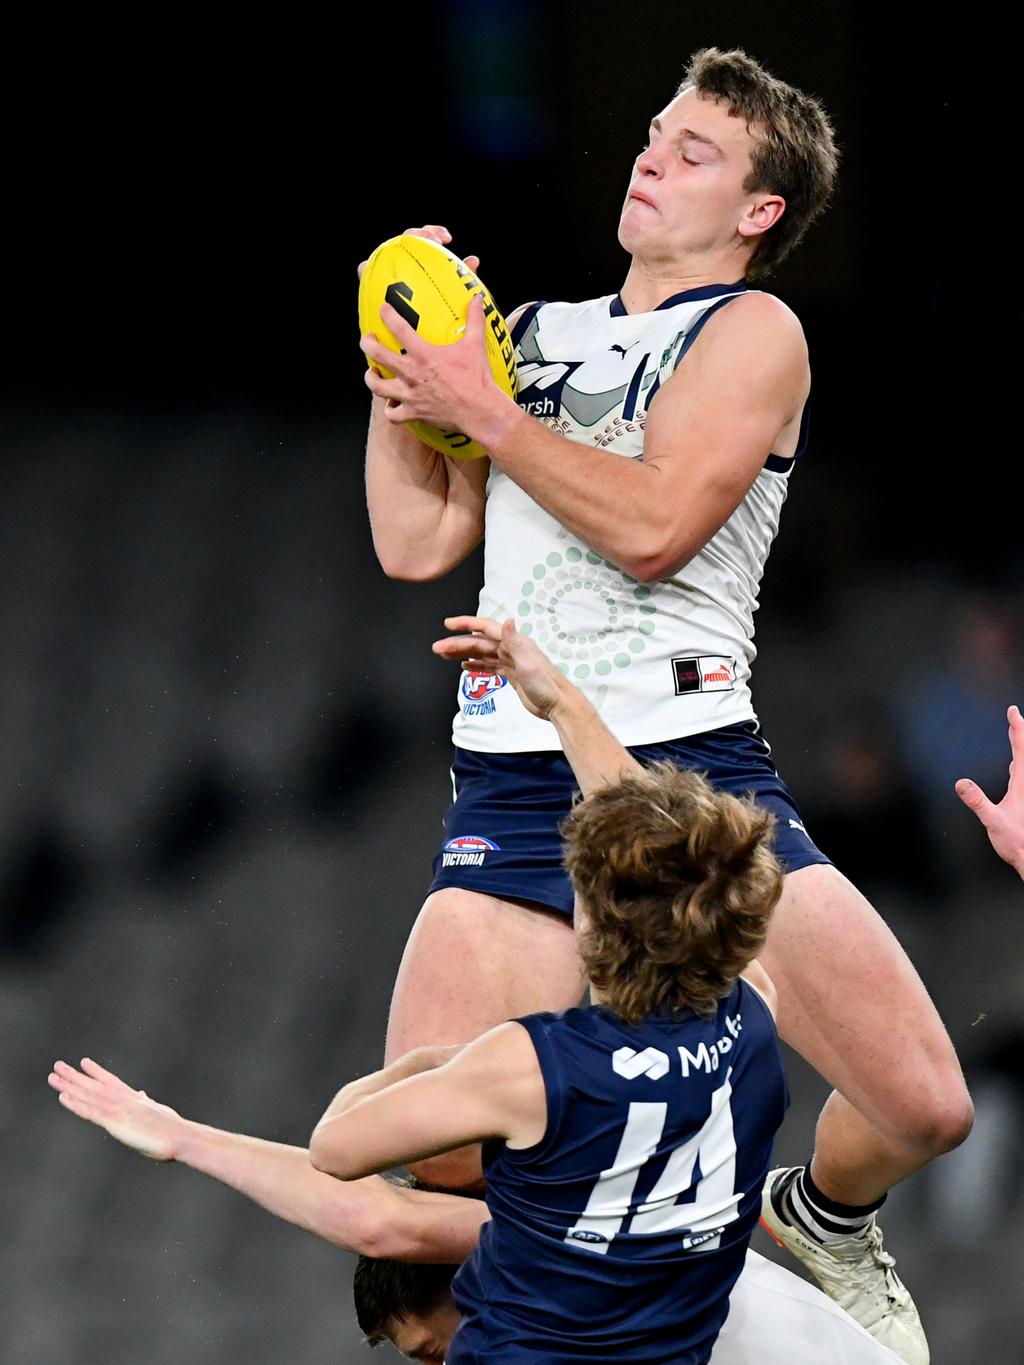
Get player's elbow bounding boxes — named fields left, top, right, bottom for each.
left=309, top=1128, right=360, bottom=1181
left=380, top=561, right=448, bottom=583
left=347, top=1220, right=403, bottom=1260
left=628, top=557, right=670, bottom=585
left=373, top=544, right=448, bottom=582
left=325, top=1194, right=406, bottom=1259
left=374, top=533, right=477, bottom=582
left=620, top=518, right=700, bottom=584
left=628, top=542, right=697, bottom=584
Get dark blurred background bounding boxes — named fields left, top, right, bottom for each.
left=3, top=2, right=1021, bottom=1362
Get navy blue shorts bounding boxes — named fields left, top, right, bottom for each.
left=428, top=720, right=830, bottom=919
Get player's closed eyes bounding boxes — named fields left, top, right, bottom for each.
left=638, top=141, right=700, bottom=165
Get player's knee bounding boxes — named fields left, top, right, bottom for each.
left=933, top=1089, right=975, bottom=1153
left=407, top=1147, right=485, bottom=1195
left=902, top=1084, right=975, bottom=1158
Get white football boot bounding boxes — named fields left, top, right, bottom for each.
left=760, top=1167, right=929, bottom=1365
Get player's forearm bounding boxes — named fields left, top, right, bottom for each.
left=364, top=399, right=482, bottom=580
left=547, top=684, right=644, bottom=795
left=174, top=1120, right=385, bottom=1253
left=316, top=1044, right=463, bottom=1129
left=176, top=1116, right=485, bottom=1261
left=474, top=400, right=684, bottom=581
left=309, top=1081, right=449, bottom=1183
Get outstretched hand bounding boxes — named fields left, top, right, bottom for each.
left=433, top=616, right=572, bottom=721
left=955, top=704, right=1024, bottom=879
left=48, top=1057, right=183, bottom=1161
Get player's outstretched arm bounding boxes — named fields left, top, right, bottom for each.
left=48, top=1057, right=487, bottom=1262
left=362, top=224, right=491, bottom=583
left=434, top=615, right=643, bottom=795
left=955, top=703, right=1024, bottom=878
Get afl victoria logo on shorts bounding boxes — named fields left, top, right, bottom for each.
left=460, top=670, right=506, bottom=716
left=671, top=656, right=736, bottom=696
left=442, top=835, right=501, bottom=868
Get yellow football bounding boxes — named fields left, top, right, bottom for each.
left=358, top=233, right=517, bottom=461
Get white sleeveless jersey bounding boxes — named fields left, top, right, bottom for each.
left=452, top=281, right=806, bottom=753
left=712, top=1250, right=900, bottom=1364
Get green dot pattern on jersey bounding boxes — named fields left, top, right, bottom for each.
left=517, top=550, right=656, bottom=670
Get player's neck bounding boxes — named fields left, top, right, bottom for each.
left=618, top=253, right=748, bottom=315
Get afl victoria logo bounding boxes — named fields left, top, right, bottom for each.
left=441, top=835, right=501, bottom=868
left=460, top=671, right=506, bottom=702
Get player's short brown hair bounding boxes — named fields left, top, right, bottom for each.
left=561, top=763, right=783, bottom=1022
left=679, top=46, right=840, bottom=279
left=353, top=1255, right=457, bottom=1347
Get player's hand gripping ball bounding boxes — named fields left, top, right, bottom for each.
left=358, top=233, right=517, bottom=460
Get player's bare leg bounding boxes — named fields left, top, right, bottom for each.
left=762, top=863, right=972, bottom=1191
left=385, top=886, right=586, bottom=1191
left=759, top=861, right=972, bottom=1364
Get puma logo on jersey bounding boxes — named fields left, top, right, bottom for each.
left=609, top=343, right=629, bottom=357
left=788, top=818, right=808, bottom=836
left=612, top=1046, right=670, bottom=1080
left=672, top=656, right=736, bottom=696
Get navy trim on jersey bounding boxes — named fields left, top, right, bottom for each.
left=510, top=301, right=545, bottom=348
left=671, top=294, right=745, bottom=371
left=662, top=294, right=810, bottom=475
left=793, top=399, right=811, bottom=458
left=622, top=351, right=651, bottom=420
left=502, top=1017, right=567, bottom=1164
left=764, top=400, right=811, bottom=472
left=610, top=279, right=748, bottom=317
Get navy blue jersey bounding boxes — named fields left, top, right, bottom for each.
left=448, top=979, right=786, bottom=1364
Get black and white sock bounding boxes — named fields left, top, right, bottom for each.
left=772, top=1164, right=886, bottom=1246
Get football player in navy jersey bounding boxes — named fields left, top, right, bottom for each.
left=47, top=1059, right=899, bottom=1363
left=362, top=47, right=969, bottom=1364
left=310, top=640, right=787, bottom=1361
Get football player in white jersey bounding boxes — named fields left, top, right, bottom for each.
left=956, top=703, right=1024, bottom=877
left=48, top=1056, right=900, bottom=1364
left=360, top=47, right=972, bottom=1363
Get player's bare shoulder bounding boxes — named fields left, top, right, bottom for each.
left=671, top=289, right=810, bottom=437
left=702, top=290, right=808, bottom=377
